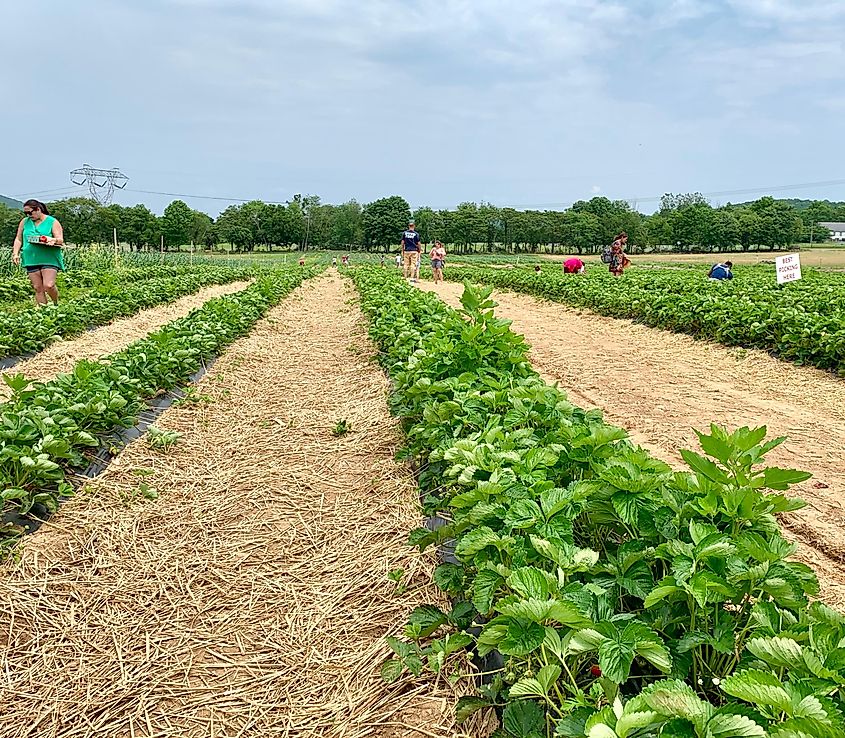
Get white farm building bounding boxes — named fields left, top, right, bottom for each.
left=819, top=222, right=845, bottom=241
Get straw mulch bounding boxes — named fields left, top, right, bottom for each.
left=0, top=280, right=252, bottom=401
left=0, top=275, right=486, bottom=738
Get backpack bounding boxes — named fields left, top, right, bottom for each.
left=600, top=245, right=613, bottom=264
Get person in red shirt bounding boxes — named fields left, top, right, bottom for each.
left=563, top=257, right=585, bottom=274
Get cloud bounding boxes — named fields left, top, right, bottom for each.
left=1, top=0, right=843, bottom=213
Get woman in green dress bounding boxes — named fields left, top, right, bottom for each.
left=11, top=199, right=65, bottom=305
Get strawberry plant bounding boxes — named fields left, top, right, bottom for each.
left=351, top=266, right=845, bottom=738
left=0, top=265, right=258, bottom=359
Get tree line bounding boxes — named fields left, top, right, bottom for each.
left=1, top=192, right=842, bottom=254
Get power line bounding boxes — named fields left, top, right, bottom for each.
left=11, top=185, right=87, bottom=199
left=125, top=188, right=290, bottom=205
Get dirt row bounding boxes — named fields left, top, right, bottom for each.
left=0, top=280, right=253, bottom=401
left=0, top=275, right=467, bottom=738
left=419, top=280, right=845, bottom=608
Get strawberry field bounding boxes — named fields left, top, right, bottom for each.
left=1, top=259, right=845, bottom=737
left=352, top=267, right=845, bottom=738
left=441, top=264, right=845, bottom=374
left=0, top=261, right=313, bottom=550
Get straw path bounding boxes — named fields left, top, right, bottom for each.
left=418, top=279, right=845, bottom=608
left=0, top=275, right=478, bottom=738
left=0, top=280, right=252, bottom=400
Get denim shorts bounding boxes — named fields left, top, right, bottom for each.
left=431, top=259, right=444, bottom=269
left=26, top=265, right=59, bottom=274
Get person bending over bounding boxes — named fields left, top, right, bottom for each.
left=708, top=260, right=734, bottom=281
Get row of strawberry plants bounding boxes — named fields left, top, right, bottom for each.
left=440, top=265, right=845, bottom=374
left=0, top=265, right=317, bottom=546
left=0, top=263, right=227, bottom=305
left=0, top=265, right=258, bottom=359
left=350, top=266, right=845, bottom=738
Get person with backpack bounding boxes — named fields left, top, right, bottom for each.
left=708, top=260, right=734, bottom=281
left=604, top=232, right=630, bottom=277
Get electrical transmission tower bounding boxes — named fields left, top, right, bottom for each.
left=69, top=164, right=129, bottom=205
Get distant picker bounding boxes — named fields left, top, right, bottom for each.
left=400, top=221, right=421, bottom=282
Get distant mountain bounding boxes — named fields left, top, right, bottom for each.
left=0, top=195, right=22, bottom=209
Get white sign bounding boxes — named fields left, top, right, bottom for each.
left=775, top=253, right=802, bottom=285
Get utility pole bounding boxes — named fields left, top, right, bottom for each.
left=70, top=165, right=129, bottom=205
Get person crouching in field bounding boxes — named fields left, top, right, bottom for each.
left=400, top=221, right=421, bottom=281
left=430, top=240, right=446, bottom=284
left=563, top=256, right=585, bottom=274
left=12, top=200, right=65, bottom=305
left=708, top=260, right=734, bottom=281
left=608, top=232, right=630, bottom=277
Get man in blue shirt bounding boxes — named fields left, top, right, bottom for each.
left=708, top=260, right=734, bottom=281
left=400, top=221, right=421, bottom=281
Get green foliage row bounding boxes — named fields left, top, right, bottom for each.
left=0, top=265, right=259, bottom=359
left=350, top=266, right=845, bottom=738
left=0, top=262, right=227, bottom=305
left=443, top=265, right=845, bottom=375
left=0, top=266, right=316, bottom=547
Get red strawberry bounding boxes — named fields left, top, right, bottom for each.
left=590, top=665, right=602, bottom=677
left=39, top=235, right=48, bottom=243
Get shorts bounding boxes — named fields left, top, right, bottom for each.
left=431, top=259, right=444, bottom=269
left=25, top=265, right=59, bottom=274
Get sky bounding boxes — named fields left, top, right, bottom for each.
left=2, top=0, right=844, bottom=215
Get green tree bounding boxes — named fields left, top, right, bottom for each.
left=749, top=197, right=802, bottom=250
left=0, top=203, right=22, bottom=246
left=643, top=212, right=672, bottom=247
left=189, top=211, right=214, bottom=249
left=215, top=205, right=252, bottom=252
left=668, top=203, right=714, bottom=250
left=659, top=192, right=709, bottom=213
left=120, top=204, right=158, bottom=251
left=559, top=211, right=601, bottom=254
left=412, top=206, right=437, bottom=244
left=449, top=202, right=483, bottom=248
left=161, top=200, right=194, bottom=250
left=47, top=197, right=101, bottom=245
left=330, top=200, right=363, bottom=248
left=704, top=209, right=739, bottom=251
left=362, top=196, right=411, bottom=249
left=94, top=204, right=122, bottom=245
left=735, top=208, right=760, bottom=251
left=267, top=201, right=305, bottom=248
